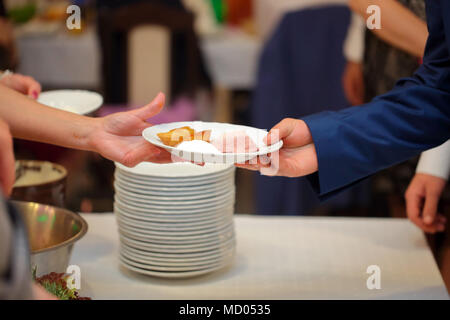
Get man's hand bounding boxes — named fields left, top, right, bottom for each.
left=0, top=73, right=41, bottom=99
left=87, top=92, right=172, bottom=167
left=342, top=61, right=365, bottom=106
left=236, top=118, right=318, bottom=177
left=0, top=118, right=15, bottom=196
left=405, top=173, right=447, bottom=233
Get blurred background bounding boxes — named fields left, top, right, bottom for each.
left=0, top=0, right=449, bottom=287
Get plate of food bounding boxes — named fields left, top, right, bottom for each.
left=142, top=121, right=283, bottom=164
left=38, top=90, right=103, bottom=115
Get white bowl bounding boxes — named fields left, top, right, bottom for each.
left=38, top=90, right=103, bottom=115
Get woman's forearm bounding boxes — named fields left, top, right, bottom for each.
left=349, top=0, right=428, bottom=58
left=0, top=85, right=98, bottom=151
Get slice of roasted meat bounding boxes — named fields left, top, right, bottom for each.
left=157, top=127, right=212, bottom=147
left=157, top=126, right=194, bottom=147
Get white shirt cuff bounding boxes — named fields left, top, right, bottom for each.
left=416, top=140, right=450, bottom=180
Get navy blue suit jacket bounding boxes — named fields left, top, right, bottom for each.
left=303, top=0, right=450, bottom=199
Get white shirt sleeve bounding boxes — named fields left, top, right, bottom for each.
left=416, top=140, right=450, bottom=180
left=343, top=13, right=365, bottom=63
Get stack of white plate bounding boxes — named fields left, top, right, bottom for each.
left=114, top=161, right=236, bottom=278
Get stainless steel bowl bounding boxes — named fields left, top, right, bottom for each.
left=12, top=201, right=88, bottom=277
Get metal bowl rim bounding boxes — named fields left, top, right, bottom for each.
left=12, top=200, right=88, bottom=254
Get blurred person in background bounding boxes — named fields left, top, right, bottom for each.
left=343, top=0, right=427, bottom=106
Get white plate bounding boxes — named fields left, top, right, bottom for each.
left=114, top=201, right=234, bottom=222
left=117, top=221, right=234, bottom=241
left=116, top=215, right=232, bottom=237
left=114, top=180, right=234, bottom=201
left=142, top=121, right=283, bottom=164
left=115, top=170, right=234, bottom=187
left=115, top=188, right=235, bottom=206
left=115, top=212, right=233, bottom=233
left=114, top=206, right=234, bottom=226
left=119, top=225, right=234, bottom=244
left=116, top=210, right=233, bottom=231
left=118, top=229, right=235, bottom=247
left=121, top=243, right=234, bottom=261
left=114, top=179, right=234, bottom=197
left=114, top=196, right=234, bottom=213
left=120, top=241, right=234, bottom=260
left=119, top=234, right=235, bottom=253
left=115, top=167, right=235, bottom=184
left=38, top=90, right=103, bottom=115
left=120, top=251, right=234, bottom=272
left=120, top=246, right=234, bottom=267
left=115, top=161, right=233, bottom=178
left=120, top=257, right=233, bottom=279
left=121, top=253, right=230, bottom=268
left=114, top=193, right=235, bottom=211
left=114, top=201, right=234, bottom=217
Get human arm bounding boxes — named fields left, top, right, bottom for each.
left=349, top=0, right=427, bottom=57
left=0, top=117, right=14, bottom=195
left=0, top=85, right=172, bottom=168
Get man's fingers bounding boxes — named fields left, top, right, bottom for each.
left=422, top=191, right=440, bottom=225
left=265, top=119, right=313, bottom=148
left=405, top=191, right=443, bottom=233
left=131, top=92, right=165, bottom=120
left=265, top=118, right=296, bottom=145
left=405, top=191, right=426, bottom=230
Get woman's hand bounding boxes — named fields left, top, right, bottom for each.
left=236, top=118, right=318, bottom=177
left=0, top=72, right=41, bottom=99
left=87, top=92, right=172, bottom=167
left=0, top=118, right=15, bottom=196
left=405, top=173, right=447, bottom=233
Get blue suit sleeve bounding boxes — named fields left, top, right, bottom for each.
left=302, top=0, right=450, bottom=198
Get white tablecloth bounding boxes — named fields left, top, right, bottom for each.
left=71, top=214, right=449, bottom=299
left=16, top=28, right=101, bottom=89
